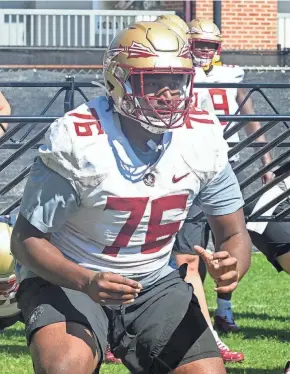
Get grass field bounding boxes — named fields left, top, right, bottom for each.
left=0, top=254, right=289, bottom=374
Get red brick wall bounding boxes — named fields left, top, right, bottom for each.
left=222, top=0, right=278, bottom=50
left=161, top=0, right=278, bottom=50
left=195, top=0, right=213, bottom=20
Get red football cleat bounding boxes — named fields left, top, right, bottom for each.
left=214, top=313, right=241, bottom=333
left=104, top=346, right=122, bottom=364
left=284, top=361, right=290, bottom=374
left=216, top=339, right=244, bottom=363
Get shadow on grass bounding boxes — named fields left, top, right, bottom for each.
left=214, top=312, right=290, bottom=341
left=0, top=328, right=26, bottom=339
left=241, top=326, right=290, bottom=341
left=0, top=344, right=29, bottom=357
left=217, top=325, right=290, bottom=342
left=233, top=312, right=288, bottom=324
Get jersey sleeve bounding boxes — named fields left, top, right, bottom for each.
left=39, top=115, right=75, bottom=183
left=39, top=102, right=107, bottom=191
left=218, top=65, right=245, bottom=83
left=196, top=162, right=244, bottom=216
left=19, top=158, right=80, bottom=233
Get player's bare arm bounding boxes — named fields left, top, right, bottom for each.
left=0, top=92, right=11, bottom=136
left=237, top=88, right=274, bottom=183
left=202, top=207, right=252, bottom=291
left=11, top=214, right=142, bottom=305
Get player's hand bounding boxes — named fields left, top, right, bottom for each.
left=194, top=245, right=239, bottom=293
left=262, top=171, right=275, bottom=185
left=84, top=271, right=142, bottom=306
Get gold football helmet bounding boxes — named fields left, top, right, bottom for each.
left=0, top=217, right=20, bottom=318
left=187, top=19, right=222, bottom=70
left=103, top=21, right=194, bottom=134
left=155, top=14, right=189, bottom=40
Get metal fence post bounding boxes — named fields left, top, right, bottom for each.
left=64, top=75, right=75, bottom=113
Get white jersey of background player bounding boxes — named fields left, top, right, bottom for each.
left=187, top=19, right=274, bottom=184
left=196, top=64, right=244, bottom=152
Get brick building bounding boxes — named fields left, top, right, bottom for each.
left=162, top=0, right=278, bottom=51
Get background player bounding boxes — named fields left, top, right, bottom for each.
left=187, top=18, right=274, bottom=184
left=11, top=21, right=251, bottom=374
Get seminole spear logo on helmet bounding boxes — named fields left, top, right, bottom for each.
left=109, top=41, right=159, bottom=59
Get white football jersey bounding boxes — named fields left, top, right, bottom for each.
left=38, top=97, right=228, bottom=280
left=193, top=65, right=245, bottom=162
left=204, top=65, right=245, bottom=142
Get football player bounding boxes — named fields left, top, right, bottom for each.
left=187, top=19, right=274, bottom=182
left=0, top=216, right=21, bottom=331
left=156, top=14, right=245, bottom=363
left=11, top=22, right=251, bottom=374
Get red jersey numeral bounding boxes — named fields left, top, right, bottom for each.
left=141, top=194, right=188, bottom=254
left=208, top=88, right=229, bottom=125
left=73, top=121, right=103, bottom=136
left=102, top=194, right=188, bottom=256
left=69, top=109, right=104, bottom=136
left=186, top=106, right=215, bottom=127
left=103, top=197, right=149, bottom=256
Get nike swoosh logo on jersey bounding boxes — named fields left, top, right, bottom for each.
left=172, top=173, right=190, bottom=183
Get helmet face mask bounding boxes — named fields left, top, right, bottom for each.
left=189, top=39, right=221, bottom=68
left=123, top=68, right=193, bottom=133
left=103, top=22, right=194, bottom=134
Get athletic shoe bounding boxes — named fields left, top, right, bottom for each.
left=216, top=339, right=244, bottom=363
left=214, top=308, right=241, bottom=333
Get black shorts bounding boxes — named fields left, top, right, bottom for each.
left=16, top=268, right=220, bottom=374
